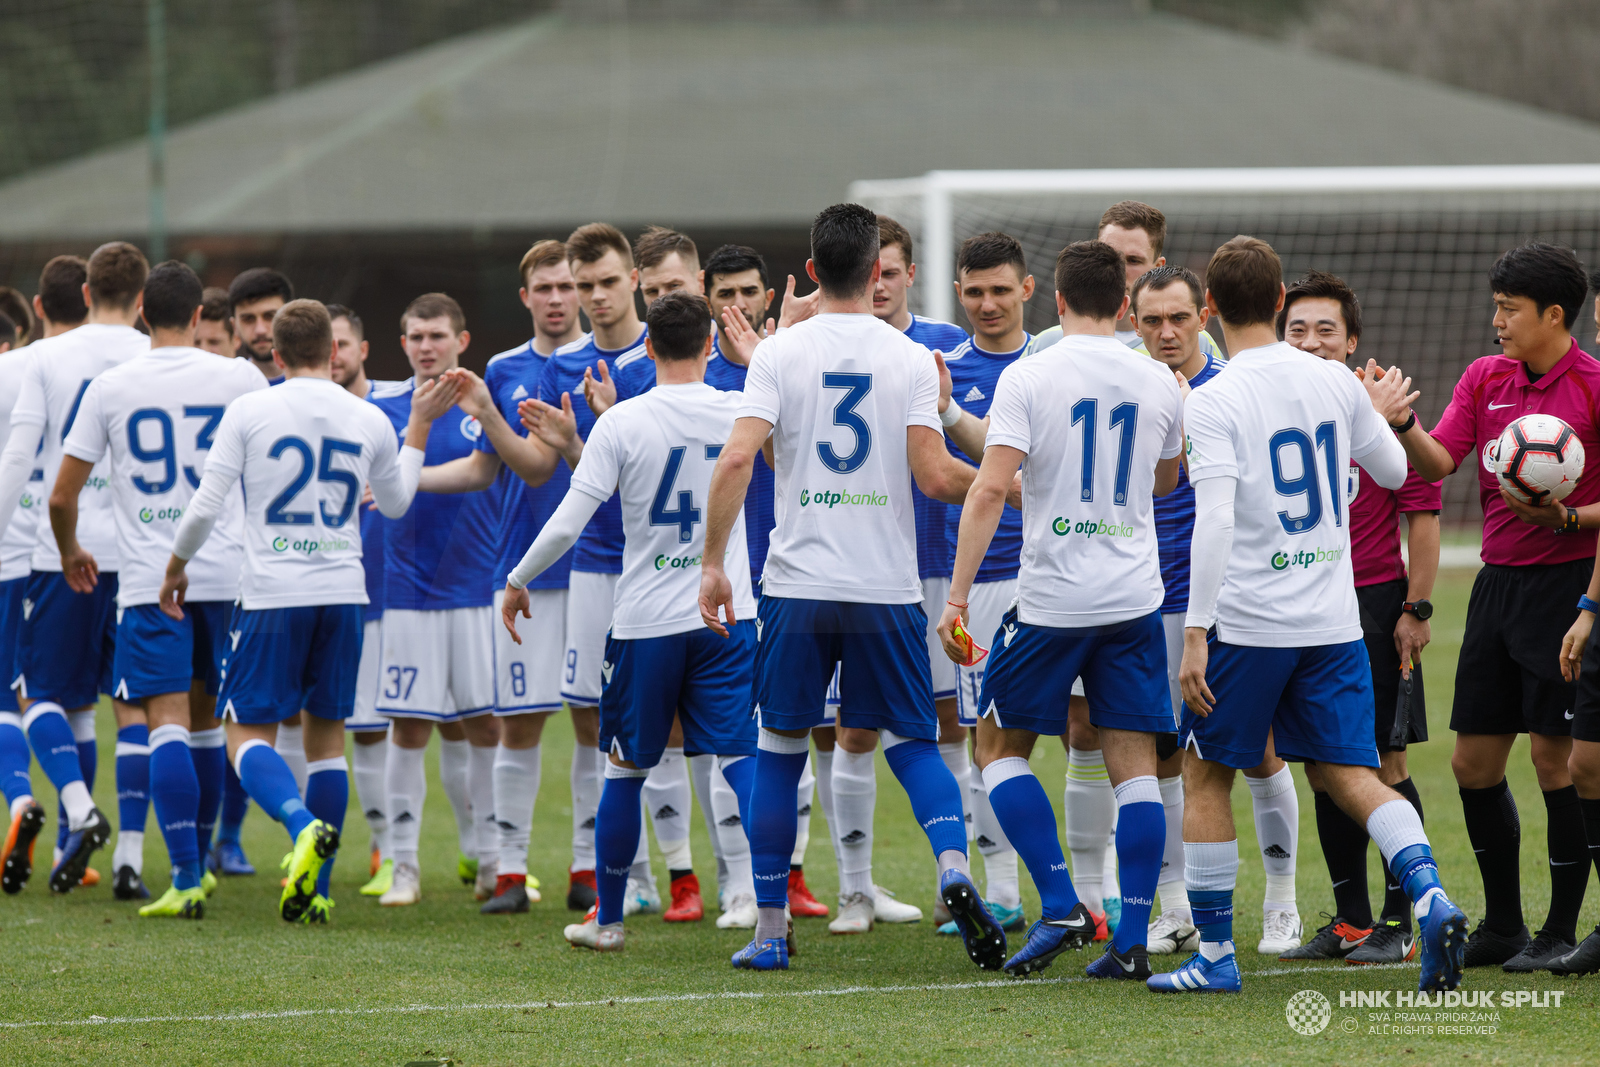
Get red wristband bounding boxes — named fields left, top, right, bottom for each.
left=947, top=598, right=968, bottom=609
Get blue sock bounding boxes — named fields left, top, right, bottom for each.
left=236, top=741, right=313, bottom=842
left=749, top=741, right=809, bottom=909
left=1390, top=842, right=1444, bottom=904
left=218, top=760, right=248, bottom=845
left=984, top=760, right=1081, bottom=920
left=24, top=703, right=84, bottom=792
left=595, top=772, right=646, bottom=926
left=116, top=724, right=150, bottom=836
left=881, top=737, right=968, bottom=859
left=1190, top=889, right=1234, bottom=945
left=149, top=726, right=202, bottom=890
left=1111, top=783, right=1165, bottom=953
left=719, top=755, right=756, bottom=831
left=0, top=715, right=33, bottom=806
left=190, top=734, right=226, bottom=862
left=305, top=759, right=348, bottom=898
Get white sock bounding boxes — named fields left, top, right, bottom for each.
left=437, top=737, right=475, bottom=858
left=9, top=795, right=32, bottom=819
left=1365, top=797, right=1430, bottom=863
left=1157, top=775, right=1190, bottom=919
left=570, top=743, right=600, bottom=872
left=791, top=752, right=814, bottom=867
left=813, top=747, right=839, bottom=870
left=351, top=738, right=390, bottom=862
left=274, top=722, right=307, bottom=796
left=468, top=742, right=498, bottom=865
left=938, top=740, right=973, bottom=840
left=493, top=743, right=541, bottom=877
left=969, top=761, right=1019, bottom=908
left=688, top=753, right=726, bottom=884
left=1186, top=838, right=1240, bottom=951
left=712, top=757, right=753, bottom=901
left=112, top=830, right=144, bottom=875
left=1102, top=828, right=1120, bottom=903
left=643, top=747, right=692, bottom=872
left=59, top=779, right=95, bottom=830
left=832, top=747, right=876, bottom=899
left=1247, top=766, right=1298, bottom=911
left=387, top=743, right=428, bottom=868
left=1065, top=747, right=1113, bottom=914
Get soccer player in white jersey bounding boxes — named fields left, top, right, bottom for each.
left=158, top=299, right=457, bottom=921
left=502, top=292, right=761, bottom=952
left=0, top=243, right=152, bottom=894
left=53, top=261, right=265, bottom=918
left=938, top=240, right=1183, bottom=982
left=1158, top=236, right=1467, bottom=994
left=700, top=203, right=999, bottom=972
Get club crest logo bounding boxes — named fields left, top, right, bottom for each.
left=460, top=415, right=483, bottom=442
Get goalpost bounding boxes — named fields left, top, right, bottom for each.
left=849, top=164, right=1600, bottom=528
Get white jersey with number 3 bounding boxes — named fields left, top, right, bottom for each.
left=737, top=313, right=941, bottom=605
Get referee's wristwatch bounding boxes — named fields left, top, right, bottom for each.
left=1553, top=506, right=1582, bottom=535
left=1401, top=599, right=1433, bottom=621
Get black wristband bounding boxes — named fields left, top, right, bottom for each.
left=1389, top=411, right=1416, bottom=434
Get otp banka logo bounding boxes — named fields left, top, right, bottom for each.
left=274, top=535, right=352, bottom=555
left=139, top=506, right=184, bottom=524
left=460, top=415, right=483, bottom=442
left=1270, top=547, right=1344, bottom=572
left=17, top=493, right=33, bottom=510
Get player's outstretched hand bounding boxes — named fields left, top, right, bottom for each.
left=1364, top=362, right=1419, bottom=425
left=1500, top=487, right=1569, bottom=529
left=698, top=564, right=735, bottom=638
left=159, top=564, right=188, bottom=622
left=582, top=361, right=617, bottom=417
left=935, top=602, right=970, bottom=664
left=775, top=275, right=820, bottom=330
left=934, top=350, right=953, bottom=414
left=1393, top=610, right=1430, bottom=681
left=59, top=545, right=99, bottom=594
left=1562, top=607, right=1593, bottom=683
left=519, top=392, right=580, bottom=452
left=720, top=306, right=762, bottom=364
left=442, top=367, right=491, bottom=417
left=1178, top=626, right=1215, bottom=716
left=412, top=373, right=464, bottom=422
left=501, top=583, right=531, bottom=646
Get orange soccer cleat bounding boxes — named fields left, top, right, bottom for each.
left=0, top=800, right=45, bottom=894
left=80, top=867, right=100, bottom=888
left=663, top=872, right=703, bottom=922
left=370, top=846, right=381, bottom=877
left=787, top=867, right=829, bottom=918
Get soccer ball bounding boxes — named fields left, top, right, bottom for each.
left=1483, top=414, right=1585, bottom=505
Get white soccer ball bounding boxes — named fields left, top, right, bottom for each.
left=1483, top=413, right=1585, bottom=505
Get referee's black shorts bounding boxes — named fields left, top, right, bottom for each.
left=1451, top=559, right=1592, bottom=737
left=1569, top=609, right=1600, bottom=744
left=1357, top=578, right=1427, bottom=752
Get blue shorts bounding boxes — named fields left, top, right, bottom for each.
left=112, top=601, right=234, bottom=702
left=15, top=570, right=117, bottom=708
left=600, top=621, right=758, bottom=769
left=1177, top=635, right=1380, bottom=770
left=0, top=577, right=23, bottom=713
left=978, top=608, right=1174, bottom=737
left=218, top=604, right=364, bottom=725
left=750, top=595, right=936, bottom=739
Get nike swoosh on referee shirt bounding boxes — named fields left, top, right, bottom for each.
left=1488, top=402, right=1514, bottom=409
left=1566, top=711, right=1575, bottom=720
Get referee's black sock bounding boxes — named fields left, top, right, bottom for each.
left=1582, top=796, right=1600, bottom=886
left=1313, top=789, right=1372, bottom=929
left=1541, top=785, right=1589, bottom=944
left=1378, top=777, right=1424, bottom=927
left=1460, top=778, right=1524, bottom=937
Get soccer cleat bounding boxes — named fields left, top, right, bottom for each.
left=942, top=869, right=1008, bottom=971
left=457, top=852, right=478, bottom=886
left=664, top=873, right=704, bottom=922
left=1002, top=903, right=1094, bottom=977
left=873, top=885, right=923, bottom=923
left=360, top=858, right=394, bottom=897
left=1103, top=895, right=1123, bottom=933
left=1346, top=919, right=1417, bottom=965
left=623, top=876, right=661, bottom=916
left=301, top=894, right=334, bottom=924
left=79, top=867, right=100, bottom=887
left=1417, top=891, right=1468, bottom=992
left=939, top=900, right=1025, bottom=936
left=932, top=897, right=953, bottom=926
left=564, top=908, right=625, bottom=952
left=829, top=892, right=874, bottom=934
left=1090, top=909, right=1110, bottom=942
left=717, top=892, right=757, bottom=929
left=566, top=869, right=597, bottom=911
left=480, top=874, right=531, bottom=915
left=525, top=874, right=542, bottom=903
left=1146, top=949, right=1243, bottom=993
left=48, top=808, right=109, bottom=894
left=474, top=858, right=499, bottom=902
left=1502, top=928, right=1573, bottom=973
left=730, top=936, right=788, bottom=970
left=1087, top=941, right=1152, bottom=980
left=380, top=862, right=421, bottom=906
left=1147, top=910, right=1200, bottom=955
left=278, top=819, right=339, bottom=922
left=209, top=840, right=256, bottom=876
left=1278, top=915, right=1370, bottom=960
left=201, top=870, right=218, bottom=897
left=137, top=884, right=205, bottom=919
left=787, top=868, right=828, bottom=917
left=1258, top=908, right=1302, bottom=955
left=112, top=865, right=150, bottom=901
left=370, top=846, right=381, bottom=877
left=1, top=799, right=45, bottom=894
left=1547, top=925, right=1600, bottom=976
left=1461, top=919, right=1528, bottom=968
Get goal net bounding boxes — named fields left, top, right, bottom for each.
left=850, top=166, right=1600, bottom=531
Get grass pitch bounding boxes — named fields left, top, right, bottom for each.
left=5, top=568, right=1599, bottom=1065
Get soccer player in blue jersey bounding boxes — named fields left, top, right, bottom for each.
left=701, top=203, right=999, bottom=972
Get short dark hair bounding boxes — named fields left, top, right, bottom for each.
left=811, top=203, right=880, bottom=298
left=635, top=226, right=698, bottom=271
left=1489, top=242, right=1588, bottom=332
left=200, top=287, right=233, bottom=328
left=878, top=216, right=914, bottom=263
left=37, top=255, right=88, bottom=326
left=1100, top=201, right=1167, bottom=259
left=272, top=299, right=333, bottom=369
left=519, top=239, right=567, bottom=284
left=1131, top=264, right=1203, bottom=314
left=1278, top=269, right=1363, bottom=341
left=141, top=261, right=204, bottom=332
left=703, top=244, right=769, bottom=292
left=0, top=313, right=15, bottom=348
left=228, top=267, right=294, bottom=312
left=566, top=223, right=633, bottom=268
left=0, top=288, right=32, bottom=345
left=87, top=242, right=149, bottom=310
left=646, top=291, right=711, bottom=361
left=1053, top=241, right=1126, bottom=321
left=957, top=232, right=1027, bottom=279
left=401, top=292, right=465, bottom=335
left=1205, top=236, right=1283, bottom=327
left=326, top=303, right=363, bottom=339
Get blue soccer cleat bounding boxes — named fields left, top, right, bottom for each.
left=209, top=841, right=256, bottom=877
left=1087, top=941, right=1151, bottom=980
left=1003, top=903, right=1095, bottom=977
left=941, top=868, right=1008, bottom=971
left=938, top=899, right=1025, bottom=936
left=1146, top=949, right=1242, bottom=993
left=1417, top=890, right=1468, bottom=992
left=731, top=936, right=789, bottom=971
left=48, top=808, right=110, bottom=894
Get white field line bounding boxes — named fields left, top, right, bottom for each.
left=0, top=962, right=1417, bottom=1030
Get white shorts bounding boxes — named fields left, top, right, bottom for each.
left=495, top=587, right=566, bottom=715
left=375, top=606, right=495, bottom=722
left=1162, top=611, right=1184, bottom=723
left=923, top=576, right=956, bottom=700
left=955, top=578, right=1018, bottom=727
left=346, top=617, right=387, bottom=732
left=561, top=571, right=617, bottom=707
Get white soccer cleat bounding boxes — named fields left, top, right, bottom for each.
left=716, top=892, right=758, bottom=929
left=873, top=885, right=922, bottom=924
left=1147, top=910, right=1201, bottom=955
left=474, top=858, right=499, bottom=902
left=932, top=897, right=953, bottom=926
left=622, top=876, right=661, bottom=916
left=565, top=910, right=625, bottom=952
left=379, top=862, right=421, bottom=907
left=1259, top=908, right=1303, bottom=955
left=829, top=891, right=875, bottom=934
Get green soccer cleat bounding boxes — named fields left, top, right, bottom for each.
left=201, top=869, right=218, bottom=898
left=458, top=852, right=479, bottom=886
left=361, top=858, right=394, bottom=897
left=138, top=884, right=205, bottom=919
left=301, top=894, right=334, bottom=924
left=279, top=820, right=340, bottom=923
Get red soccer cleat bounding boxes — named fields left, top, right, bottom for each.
left=370, top=846, right=381, bottom=877
left=664, top=872, right=703, bottom=922
left=1091, top=909, right=1110, bottom=942
left=787, top=867, right=829, bottom=918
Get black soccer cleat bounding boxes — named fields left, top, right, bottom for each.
left=1346, top=919, right=1416, bottom=965
left=940, top=869, right=1007, bottom=971
left=1086, top=941, right=1151, bottom=980
left=1279, top=915, right=1370, bottom=960
left=48, top=808, right=110, bottom=894
left=567, top=870, right=598, bottom=912
left=1, top=799, right=46, bottom=894
left=1547, top=926, right=1600, bottom=976
left=112, top=865, right=151, bottom=901
left=1462, top=920, right=1530, bottom=968
left=1503, top=928, right=1574, bottom=973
